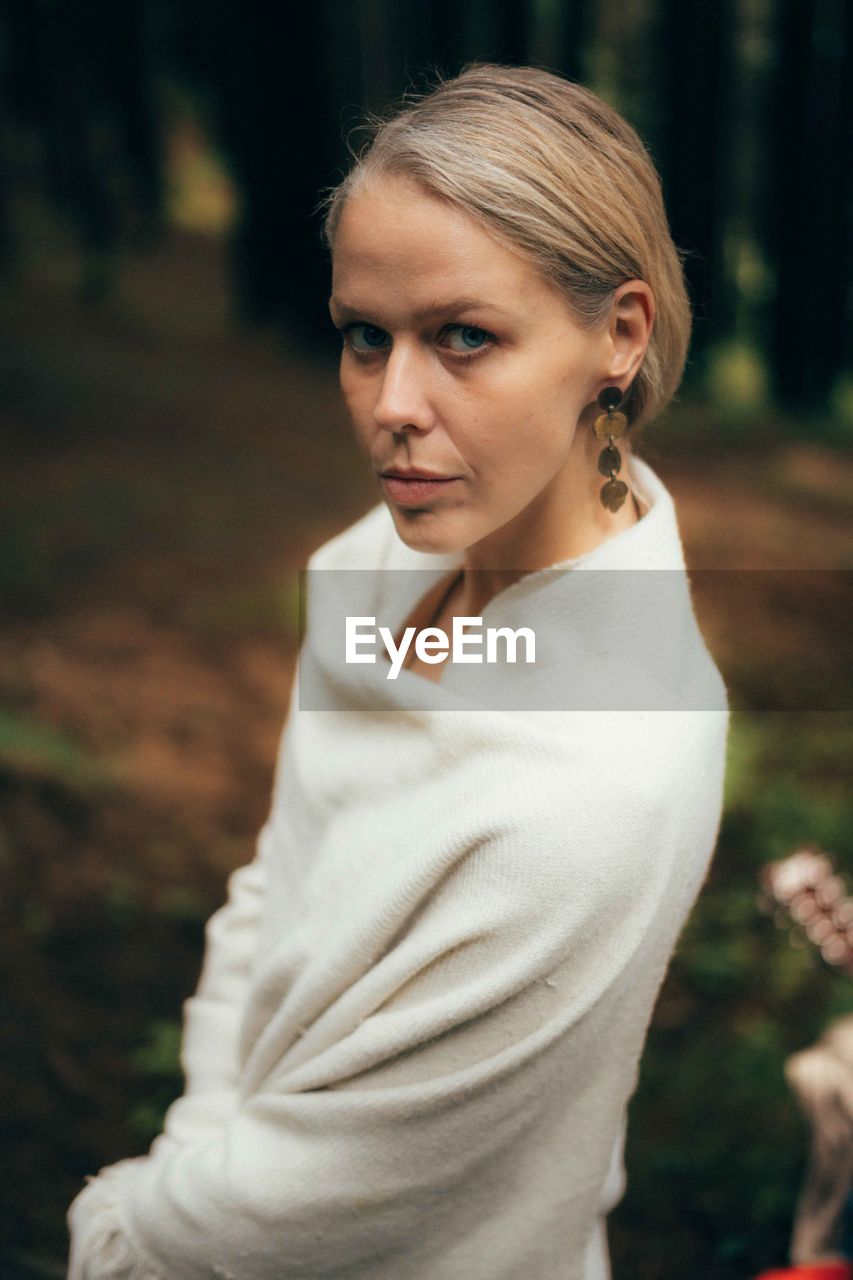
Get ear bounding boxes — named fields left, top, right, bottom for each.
left=605, top=281, right=655, bottom=382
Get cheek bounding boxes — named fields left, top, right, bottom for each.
left=339, top=364, right=363, bottom=411
left=339, top=371, right=374, bottom=435
left=469, top=354, right=577, bottom=446
left=473, top=407, right=568, bottom=480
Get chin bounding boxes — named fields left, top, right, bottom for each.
left=386, top=504, right=467, bottom=556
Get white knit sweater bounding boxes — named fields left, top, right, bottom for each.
left=67, top=454, right=729, bottom=1280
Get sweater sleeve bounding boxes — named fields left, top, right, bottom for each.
left=128, top=819, right=270, bottom=1162
left=66, top=827, right=271, bottom=1279
left=159, top=827, right=270, bottom=1146
left=164, top=677, right=297, bottom=1144
left=66, top=780, right=684, bottom=1280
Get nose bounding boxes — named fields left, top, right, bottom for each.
left=372, top=341, right=435, bottom=435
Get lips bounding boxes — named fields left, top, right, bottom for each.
left=380, top=469, right=456, bottom=481
left=380, top=473, right=461, bottom=504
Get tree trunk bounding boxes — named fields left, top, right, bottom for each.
left=767, top=0, right=852, bottom=411
left=657, top=0, right=737, bottom=374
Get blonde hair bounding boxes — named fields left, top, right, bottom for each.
left=318, top=62, right=692, bottom=436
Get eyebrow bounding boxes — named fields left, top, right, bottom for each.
left=328, top=295, right=516, bottom=321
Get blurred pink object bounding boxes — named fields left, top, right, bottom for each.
left=752, top=1264, right=853, bottom=1279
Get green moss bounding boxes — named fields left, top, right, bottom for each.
left=0, top=709, right=115, bottom=791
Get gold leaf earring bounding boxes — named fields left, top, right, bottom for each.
left=593, top=385, right=630, bottom=512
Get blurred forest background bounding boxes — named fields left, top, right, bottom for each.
left=0, top=2, right=851, bottom=1278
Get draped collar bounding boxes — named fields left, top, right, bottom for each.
left=298, top=454, right=727, bottom=716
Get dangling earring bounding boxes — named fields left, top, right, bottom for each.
left=593, top=385, right=630, bottom=512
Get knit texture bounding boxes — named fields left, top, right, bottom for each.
left=67, top=454, right=729, bottom=1279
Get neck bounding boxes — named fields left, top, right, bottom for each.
left=455, top=442, right=641, bottom=618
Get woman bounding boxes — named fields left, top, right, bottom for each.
left=67, top=63, right=729, bottom=1279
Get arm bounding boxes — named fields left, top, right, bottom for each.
left=66, top=784, right=676, bottom=1280
left=67, top=675, right=308, bottom=1269
left=159, top=827, right=271, bottom=1145
left=167, top=651, right=303, bottom=1136
left=67, top=788, right=278, bottom=1249
left=133, top=680, right=301, bottom=1150
left=66, top=826, right=271, bottom=1279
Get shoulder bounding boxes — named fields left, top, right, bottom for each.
left=453, top=705, right=725, bottom=852
left=506, top=707, right=729, bottom=892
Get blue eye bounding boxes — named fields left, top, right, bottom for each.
left=344, top=323, right=389, bottom=352
left=444, top=325, right=489, bottom=353
left=338, top=321, right=495, bottom=361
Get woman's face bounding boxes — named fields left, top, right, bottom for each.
left=329, top=172, right=639, bottom=561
